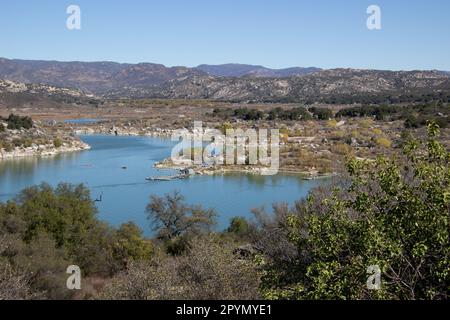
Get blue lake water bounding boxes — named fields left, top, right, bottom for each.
left=0, top=135, right=326, bottom=235
left=63, top=118, right=104, bottom=124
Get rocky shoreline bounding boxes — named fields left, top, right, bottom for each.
left=0, top=140, right=90, bottom=160
left=154, top=157, right=337, bottom=179
left=68, top=123, right=338, bottom=179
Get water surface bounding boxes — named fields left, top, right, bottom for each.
left=0, top=135, right=326, bottom=234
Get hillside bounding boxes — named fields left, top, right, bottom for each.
left=104, top=69, right=450, bottom=104
left=0, top=58, right=205, bottom=94
left=0, top=79, right=100, bottom=109
left=1, top=58, right=449, bottom=104
left=195, top=64, right=321, bottom=77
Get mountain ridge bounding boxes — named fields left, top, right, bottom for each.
left=194, top=63, right=321, bottom=78
left=1, top=58, right=449, bottom=104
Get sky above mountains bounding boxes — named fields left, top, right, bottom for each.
left=1, top=0, right=449, bottom=71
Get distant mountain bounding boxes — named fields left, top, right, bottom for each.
left=0, top=79, right=99, bottom=109
left=1, top=58, right=449, bottom=104
left=106, top=69, right=450, bottom=104
left=0, top=58, right=205, bottom=94
left=195, top=64, right=321, bottom=78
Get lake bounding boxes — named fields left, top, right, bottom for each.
left=0, top=135, right=327, bottom=235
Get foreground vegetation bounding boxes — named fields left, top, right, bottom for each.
left=0, top=123, right=448, bottom=300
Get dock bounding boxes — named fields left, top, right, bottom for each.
left=146, top=174, right=189, bottom=181
left=145, top=168, right=195, bottom=182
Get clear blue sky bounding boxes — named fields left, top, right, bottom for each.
left=1, top=0, right=449, bottom=70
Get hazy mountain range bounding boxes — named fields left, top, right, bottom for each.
left=194, top=64, right=321, bottom=78
left=1, top=57, right=449, bottom=104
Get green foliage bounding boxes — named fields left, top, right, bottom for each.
left=227, top=216, right=251, bottom=237
left=267, top=107, right=312, bottom=121
left=0, top=183, right=152, bottom=299
left=3, top=114, right=33, bottom=130
left=113, top=222, right=153, bottom=268
left=309, top=107, right=333, bottom=120
left=335, top=103, right=450, bottom=128
left=213, top=106, right=313, bottom=121
left=53, top=138, right=63, bottom=148
left=261, top=122, right=450, bottom=300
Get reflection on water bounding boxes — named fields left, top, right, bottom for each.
left=0, top=135, right=328, bottom=235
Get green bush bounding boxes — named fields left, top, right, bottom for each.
left=261, top=122, right=449, bottom=300
left=0, top=183, right=154, bottom=298
left=5, top=114, right=33, bottom=130
left=53, top=138, right=63, bottom=148
left=227, top=216, right=250, bottom=237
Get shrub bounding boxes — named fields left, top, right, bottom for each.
left=260, top=123, right=450, bottom=300
left=53, top=138, right=63, bottom=148
left=376, top=137, right=392, bottom=148
left=99, top=236, right=261, bottom=300
left=5, top=114, right=33, bottom=130
left=227, top=216, right=251, bottom=237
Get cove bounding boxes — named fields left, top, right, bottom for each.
left=0, top=135, right=328, bottom=235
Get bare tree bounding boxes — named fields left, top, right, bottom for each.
left=146, top=191, right=217, bottom=240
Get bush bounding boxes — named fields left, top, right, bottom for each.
left=99, top=236, right=261, bottom=300
left=0, top=261, right=37, bottom=300
left=260, top=122, right=449, bottom=300
left=113, top=222, right=153, bottom=268
left=227, top=216, right=251, bottom=237
left=310, top=107, right=333, bottom=120
left=5, top=114, right=33, bottom=130
left=0, top=183, right=153, bottom=299
left=146, top=191, right=217, bottom=241
left=375, top=137, right=392, bottom=148
left=53, top=138, right=63, bottom=148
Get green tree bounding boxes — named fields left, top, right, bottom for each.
left=113, top=222, right=153, bottom=268
left=261, top=122, right=449, bottom=300
left=227, top=216, right=250, bottom=237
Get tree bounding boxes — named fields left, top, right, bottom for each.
left=310, top=107, right=333, bottom=120
left=5, top=114, right=33, bottom=130
left=113, top=222, right=153, bottom=268
left=146, top=191, right=217, bottom=241
left=53, top=138, right=63, bottom=148
left=227, top=216, right=250, bottom=237
left=261, top=122, right=449, bottom=300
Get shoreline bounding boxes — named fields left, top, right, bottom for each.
left=154, top=157, right=337, bottom=180
left=0, top=141, right=91, bottom=160
left=2, top=124, right=338, bottom=179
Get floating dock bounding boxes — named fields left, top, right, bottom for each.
left=146, top=174, right=189, bottom=181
